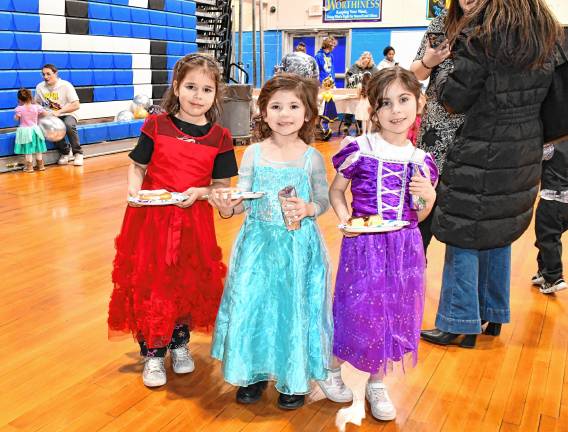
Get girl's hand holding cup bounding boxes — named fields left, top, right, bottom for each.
left=409, top=171, right=436, bottom=207
left=283, top=197, right=312, bottom=222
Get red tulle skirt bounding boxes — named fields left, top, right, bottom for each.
left=108, top=201, right=226, bottom=348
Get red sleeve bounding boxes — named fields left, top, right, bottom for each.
left=218, top=127, right=234, bottom=154
left=140, top=114, right=159, bottom=140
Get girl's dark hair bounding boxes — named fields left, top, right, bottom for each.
left=17, top=88, right=33, bottom=103
left=41, top=64, right=58, bottom=73
left=367, top=67, right=421, bottom=131
left=254, top=73, right=319, bottom=144
left=383, top=46, right=395, bottom=57
left=457, top=0, right=563, bottom=69
left=161, top=53, right=224, bottom=123
left=359, top=72, right=372, bottom=98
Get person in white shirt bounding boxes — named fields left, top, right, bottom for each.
left=377, top=46, right=397, bottom=70
left=35, top=64, right=83, bottom=166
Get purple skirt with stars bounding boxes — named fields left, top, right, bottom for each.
left=333, top=227, right=425, bottom=374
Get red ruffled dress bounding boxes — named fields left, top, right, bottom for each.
left=108, top=114, right=232, bottom=348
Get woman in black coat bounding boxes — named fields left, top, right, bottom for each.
left=421, top=0, right=562, bottom=348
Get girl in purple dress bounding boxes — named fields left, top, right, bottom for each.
left=329, top=67, right=438, bottom=422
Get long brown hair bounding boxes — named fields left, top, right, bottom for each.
left=367, top=67, right=421, bottom=131
left=254, top=74, right=319, bottom=144
left=458, top=0, right=563, bottom=69
left=445, top=0, right=467, bottom=46
left=161, top=53, right=224, bottom=123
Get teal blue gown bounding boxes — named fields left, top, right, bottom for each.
left=211, top=143, right=333, bottom=395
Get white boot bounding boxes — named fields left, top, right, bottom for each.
left=142, top=357, right=167, bottom=387
left=365, top=381, right=396, bottom=421
left=170, top=345, right=195, bottom=374
left=318, top=368, right=353, bottom=403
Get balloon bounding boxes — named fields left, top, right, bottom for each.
left=133, top=94, right=151, bottom=109
left=133, top=106, right=148, bottom=119
left=115, top=110, right=134, bottom=122
left=38, top=115, right=66, bottom=141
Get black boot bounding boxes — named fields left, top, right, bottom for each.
left=236, top=381, right=268, bottom=404
left=420, top=328, right=477, bottom=349
left=277, top=393, right=305, bottom=410
left=484, top=322, right=502, bottom=336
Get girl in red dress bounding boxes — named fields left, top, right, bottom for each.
left=108, top=54, right=238, bottom=388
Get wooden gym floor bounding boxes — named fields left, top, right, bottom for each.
left=1, top=138, right=567, bottom=432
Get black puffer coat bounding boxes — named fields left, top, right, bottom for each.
left=431, top=35, right=554, bottom=250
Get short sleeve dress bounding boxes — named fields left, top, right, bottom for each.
left=108, top=113, right=234, bottom=348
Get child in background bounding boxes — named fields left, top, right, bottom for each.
left=532, top=139, right=568, bottom=294
left=209, top=74, right=351, bottom=410
left=14, top=88, right=46, bottom=173
left=319, top=76, right=337, bottom=141
left=354, top=72, right=372, bottom=135
left=108, top=54, right=238, bottom=388
left=329, top=67, right=438, bottom=423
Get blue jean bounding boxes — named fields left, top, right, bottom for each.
left=435, top=245, right=511, bottom=334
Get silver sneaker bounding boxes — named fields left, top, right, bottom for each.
left=318, top=369, right=353, bottom=403
left=366, top=381, right=396, bottom=421
left=531, top=271, right=544, bottom=286
left=170, top=345, right=195, bottom=374
left=142, top=357, right=167, bottom=387
left=540, top=278, right=567, bottom=294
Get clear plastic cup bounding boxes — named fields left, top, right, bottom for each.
left=278, top=186, right=301, bottom=231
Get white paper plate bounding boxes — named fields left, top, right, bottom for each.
left=128, top=192, right=188, bottom=206
left=229, top=191, right=265, bottom=199
left=338, top=220, right=410, bottom=233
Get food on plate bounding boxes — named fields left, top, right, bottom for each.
left=347, top=214, right=383, bottom=227
left=137, top=189, right=173, bottom=201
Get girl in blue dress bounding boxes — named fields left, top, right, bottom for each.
left=209, top=74, right=350, bottom=410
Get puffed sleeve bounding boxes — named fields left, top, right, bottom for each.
left=332, top=138, right=361, bottom=179
left=236, top=143, right=255, bottom=192
left=423, top=153, right=439, bottom=187
left=309, top=149, right=330, bottom=217
left=140, top=114, right=159, bottom=140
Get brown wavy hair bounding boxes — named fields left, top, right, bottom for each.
left=254, top=74, right=319, bottom=144
left=367, top=67, right=421, bottom=131
left=458, top=0, right=563, bottom=69
left=17, top=88, right=33, bottom=103
left=160, top=53, right=224, bottom=123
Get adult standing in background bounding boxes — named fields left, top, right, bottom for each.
left=280, top=42, right=319, bottom=80
left=315, top=36, right=337, bottom=84
left=420, top=0, right=561, bottom=348
left=410, top=0, right=472, bottom=251
left=344, top=51, right=378, bottom=134
left=35, top=64, right=83, bottom=166
left=377, top=46, right=397, bottom=70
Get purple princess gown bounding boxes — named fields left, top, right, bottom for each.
left=332, top=134, right=439, bottom=374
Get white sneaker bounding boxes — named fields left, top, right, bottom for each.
left=531, top=271, right=544, bottom=286
left=67, top=150, right=75, bottom=161
left=57, top=155, right=69, bottom=165
left=170, top=345, right=195, bottom=374
left=540, top=278, right=568, bottom=294
left=142, top=357, right=167, bottom=387
left=318, top=369, right=353, bottom=403
left=73, top=154, right=84, bottom=166
left=365, top=381, right=396, bottom=421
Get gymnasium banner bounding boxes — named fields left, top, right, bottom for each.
left=323, top=0, right=382, bottom=23
left=427, top=0, right=450, bottom=19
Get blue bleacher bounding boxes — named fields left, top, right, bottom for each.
left=166, top=27, right=183, bottom=42
left=131, top=23, right=150, bottom=39
left=114, top=70, right=133, bottom=85
left=0, top=32, right=15, bottom=49
left=182, top=1, right=196, bottom=15
left=149, top=10, right=168, bottom=26
left=17, top=70, right=40, bottom=87
left=14, top=32, right=41, bottom=50
left=17, top=51, right=44, bottom=69
left=0, top=71, right=18, bottom=89
left=69, top=53, right=92, bottom=69
left=0, top=51, right=17, bottom=69
left=12, top=12, right=40, bottom=32
left=113, top=54, right=132, bottom=69
left=166, top=12, right=183, bottom=28
left=0, top=109, right=16, bottom=128
left=165, top=0, right=183, bottom=14
left=111, top=21, right=131, bottom=37
left=43, top=52, right=70, bottom=69
left=149, top=25, right=167, bottom=41
left=88, top=2, right=111, bottom=20
left=110, top=4, right=131, bottom=22
left=106, top=122, right=131, bottom=140
left=91, top=53, right=114, bottom=69
left=130, top=7, right=149, bottom=24
left=0, top=89, right=17, bottom=109
left=0, top=0, right=39, bottom=13
left=93, top=70, right=115, bottom=86
left=89, top=20, right=112, bottom=36
left=69, top=70, right=93, bottom=87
